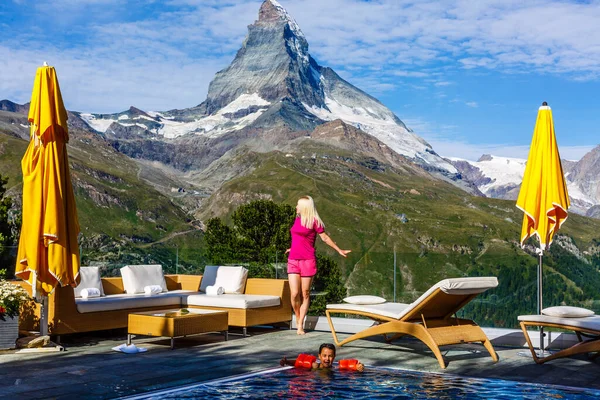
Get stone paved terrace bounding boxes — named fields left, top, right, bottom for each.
left=1, top=327, right=599, bottom=399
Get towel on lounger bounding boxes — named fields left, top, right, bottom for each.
left=206, top=285, right=225, bottom=296
left=80, top=288, right=101, bottom=299
left=144, top=285, right=163, bottom=295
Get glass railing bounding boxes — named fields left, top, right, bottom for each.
left=3, top=241, right=599, bottom=331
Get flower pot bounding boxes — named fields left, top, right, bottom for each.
left=0, top=315, right=18, bottom=349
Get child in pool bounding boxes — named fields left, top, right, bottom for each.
left=280, top=343, right=365, bottom=372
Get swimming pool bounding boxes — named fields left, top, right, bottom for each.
left=123, top=366, right=600, bottom=399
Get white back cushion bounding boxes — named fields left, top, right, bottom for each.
left=74, top=267, right=105, bottom=298
left=214, top=266, right=249, bottom=294
left=200, top=266, right=220, bottom=292
left=120, top=265, right=167, bottom=294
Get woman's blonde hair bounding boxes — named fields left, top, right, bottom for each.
left=297, top=196, right=324, bottom=229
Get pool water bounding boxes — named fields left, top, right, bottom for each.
left=133, top=367, right=600, bottom=399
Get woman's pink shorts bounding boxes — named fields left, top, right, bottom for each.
left=287, top=259, right=317, bottom=277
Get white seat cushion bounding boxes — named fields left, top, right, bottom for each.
left=344, top=295, right=386, bottom=305
left=327, top=302, right=411, bottom=320
left=214, top=266, right=248, bottom=294
left=75, top=290, right=195, bottom=313
left=120, top=265, right=167, bottom=294
left=200, top=266, right=219, bottom=292
left=183, top=294, right=280, bottom=309
left=542, top=306, right=595, bottom=318
left=74, top=267, right=105, bottom=298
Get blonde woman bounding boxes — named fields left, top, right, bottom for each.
left=285, top=196, right=351, bottom=335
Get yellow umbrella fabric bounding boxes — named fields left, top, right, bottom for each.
left=516, top=104, right=570, bottom=251
left=15, top=65, right=80, bottom=297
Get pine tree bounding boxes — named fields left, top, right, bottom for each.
left=205, top=200, right=295, bottom=265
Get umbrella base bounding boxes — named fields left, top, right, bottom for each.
left=517, top=350, right=553, bottom=358
left=15, top=334, right=64, bottom=353
left=17, top=345, right=64, bottom=353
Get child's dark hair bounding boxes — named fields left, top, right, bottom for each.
left=319, top=343, right=336, bottom=356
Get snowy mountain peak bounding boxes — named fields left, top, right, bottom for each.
left=257, top=0, right=310, bottom=69
left=450, top=154, right=525, bottom=195
left=260, top=0, right=306, bottom=40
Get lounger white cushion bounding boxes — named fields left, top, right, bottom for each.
left=327, top=302, right=411, bottom=320
left=436, top=277, right=498, bottom=295
left=328, top=277, right=498, bottom=320
left=518, top=314, right=600, bottom=331
left=75, top=290, right=195, bottom=313
left=541, top=306, right=595, bottom=318
left=120, top=265, right=168, bottom=294
left=183, top=294, right=280, bottom=309
left=74, top=267, right=105, bottom=298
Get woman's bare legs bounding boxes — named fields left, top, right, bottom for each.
left=297, top=276, right=314, bottom=335
left=288, top=274, right=302, bottom=329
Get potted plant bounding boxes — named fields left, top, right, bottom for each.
left=0, top=271, right=32, bottom=349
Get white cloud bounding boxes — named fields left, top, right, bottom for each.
left=465, top=101, right=478, bottom=108
left=0, top=1, right=258, bottom=112
left=2, top=0, right=600, bottom=113
left=284, top=0, right=600, bottom=81
left=0, top=45, right=226, bottom=113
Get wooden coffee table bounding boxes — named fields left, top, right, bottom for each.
left=127, top=309, right=228, bottom=349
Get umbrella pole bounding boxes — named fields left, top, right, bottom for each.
left=537, top=252, right=545, bottom=353
left=40, top=295, right=49, bottom=336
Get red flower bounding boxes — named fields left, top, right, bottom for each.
left=0, top=306, right=5, bottom=314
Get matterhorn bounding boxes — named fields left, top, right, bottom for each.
left=79, top=0, right=457, bottom=176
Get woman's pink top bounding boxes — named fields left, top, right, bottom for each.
left=288, top=217, right=325, bottom=260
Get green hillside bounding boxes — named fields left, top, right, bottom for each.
left=0, top=129, right=205, bottom=277
left=199, top=142, right=600, bottom=328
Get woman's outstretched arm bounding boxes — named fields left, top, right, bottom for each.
left=319, top=232, right=351, bottom=257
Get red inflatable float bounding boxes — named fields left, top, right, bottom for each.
left=294, top=353, right=317, bottom=369
left=294, top=354, right=360, bottom=370
left=338, top=359, right=359, bottom=370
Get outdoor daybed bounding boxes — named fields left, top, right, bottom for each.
left=518, top=309, right=600, bottom=364
left=16, top=265, right=292, bottom=338
left=325, top=277, right=499, bottom=369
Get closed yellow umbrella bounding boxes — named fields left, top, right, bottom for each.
left=517, top=103, right=570, bottom=249
left=516, top=101, right=570, bottom=352
left=15, top=64, right=80, bottom=303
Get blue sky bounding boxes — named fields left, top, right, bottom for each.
left=1, top=0, right=599, bottom=161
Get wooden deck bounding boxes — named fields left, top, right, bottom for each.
left=1, top=327, right=599, bottom=399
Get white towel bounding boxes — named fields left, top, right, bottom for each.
left=80, top=288, right=101, bottom=299
left=144, top=285, right=163, bottom=295
left=112, top=344, right=147, bottom=354
left=206, top=285, right=225, bottom=296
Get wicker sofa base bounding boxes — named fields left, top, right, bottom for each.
left=15, top=275, right=292, bottom=337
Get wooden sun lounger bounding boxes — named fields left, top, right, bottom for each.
left=325, top=277, right=499, bottom=369
left=518, top=314, right=600, bottom=364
